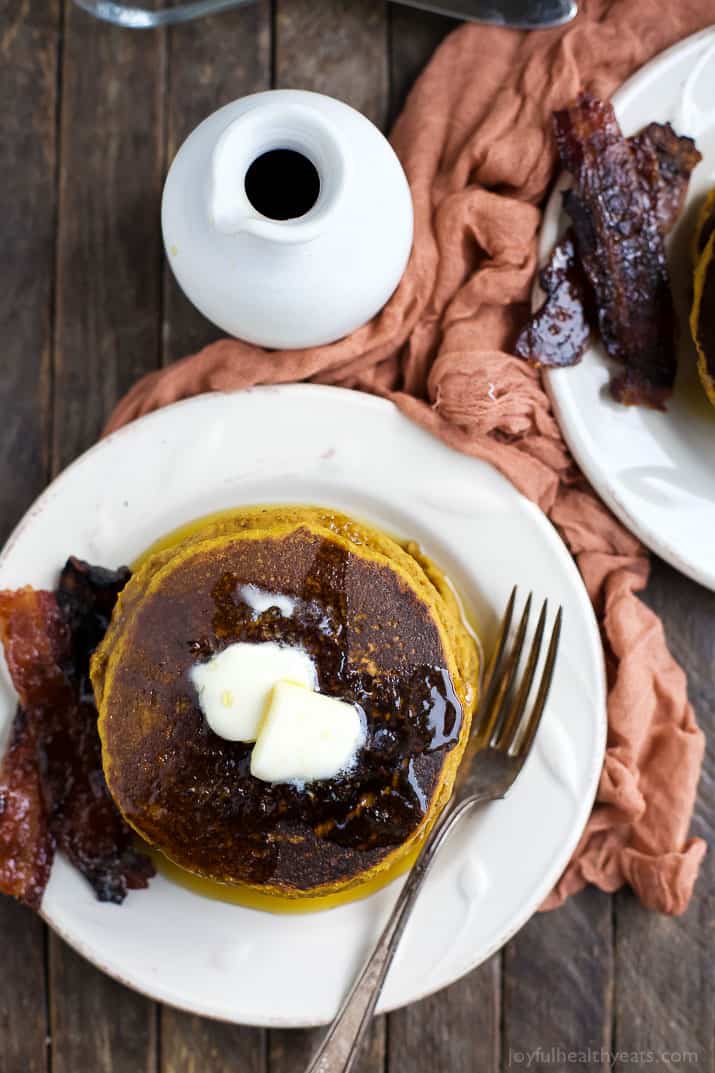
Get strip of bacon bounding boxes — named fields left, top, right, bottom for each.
left=514, top=233, right=591, bottom=368
left=632, top=122, right=702, bottom=234
left=515, top=104, right=701, bottom=400
left=0, top=711, right=53, bottom=909
left=0, top=565, right=154, bottom=908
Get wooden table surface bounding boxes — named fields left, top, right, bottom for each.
left=1, top=3, right=713, bottom=1072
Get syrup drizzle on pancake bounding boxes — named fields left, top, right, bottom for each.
left=152, top=537, right=462, bottom=865
left=98, top=507, right=477, bottom=893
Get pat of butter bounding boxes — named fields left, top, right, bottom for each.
left=191, top=642, right=317, bottom=742
left=250, top=681, right=365, bottom=784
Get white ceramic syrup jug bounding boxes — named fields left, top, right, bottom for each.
left=162, top=89, right=414, bottom=349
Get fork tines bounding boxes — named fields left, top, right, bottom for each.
left=480, top=587, right=562, bottom=757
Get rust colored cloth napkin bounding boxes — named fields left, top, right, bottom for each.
left=106, top=0, right=712, bottom=914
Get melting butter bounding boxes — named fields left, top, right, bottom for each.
left=251, top=681, right=365, bottom=784
left=191, top=641, right=317, bottom=742
left=191, top=644, right=365, bottom=785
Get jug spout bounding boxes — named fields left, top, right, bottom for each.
left=209, top=101, right=349, bottom=245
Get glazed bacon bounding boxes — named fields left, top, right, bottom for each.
left=0, top=589, right=67, bottom=907
left=557, top=96, right=678, bottom=407
left=0, top=562, right=154, bottom=908
left=515, top=97, right=701, bottom=407
left=0, top=711, right=53, bottom=909
left=514, top=232, right=591, bottom=368
left=632, top=121, right=702, bottom=234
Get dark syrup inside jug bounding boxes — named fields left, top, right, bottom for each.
left=244, top=149, right=321, bottom=220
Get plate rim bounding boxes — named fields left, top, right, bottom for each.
left=543, top=26, right=715, bottom=592
left=0, top=383, right=607, bottom=1026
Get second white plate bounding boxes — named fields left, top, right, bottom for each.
left=542, top=28, right=715, bottom=590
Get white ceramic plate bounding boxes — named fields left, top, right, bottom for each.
left=542, top=28, right=715, bottom=591
left=0, top=385, right=606, bottom=1026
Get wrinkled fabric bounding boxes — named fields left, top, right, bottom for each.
left=107, top=0, right=711, bottom=914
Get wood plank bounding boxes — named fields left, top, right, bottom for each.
left=49, top=940, right=157, bottom=1073
left=387, top=3, right=456, bottom=125
left=49, top=5, right=167, bottom=1071
left=503, top=890, right=613, bottom=1072
left=0, top=900, right=48, bottom=1073
left=266, top=5, right=389, bottom=1067
left=0, top=3, right=59, bottom=1071
left=613, top=560, right=715, bottom=1073
left=52, top=1, right=166, bottom=470
left=159, top=6, right=271, bottom=1069
left=162, top=2, right=272, bottom=365
left=0, top=0, right=58, bottom=539
left=274, top=0, right=389, bottom=127
left=160, top=1011, right=265, bottom=1073
left=388, top=958, right=500, bottom=1073
left=269, top=1018, right=386, bottom=1073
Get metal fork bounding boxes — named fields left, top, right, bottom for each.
left=303, top=587, right=562, bottom=1073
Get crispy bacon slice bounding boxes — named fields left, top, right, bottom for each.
left=515, top=104, right=700, bottom=400
left=57, top=557, right=131, bottom=700
left=0, top=711, right=53, bottom=909
left=0, top=563, right=153, bottom=908
left=514, top=233, right=591, bottom=368
left=554, top=95, right=678, bottom=408
left=632, top=122, right=701, bottom=234
left=0, top=588, right=71, bottom=705
left=0, top=587, right=68, bottom=908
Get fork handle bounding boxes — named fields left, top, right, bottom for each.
left=303, top=797, right=476, bottom=1073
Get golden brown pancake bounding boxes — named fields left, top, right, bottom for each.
left=92, top=507, right=479, bottom=897
left=691, top=223, right=715, bottom=408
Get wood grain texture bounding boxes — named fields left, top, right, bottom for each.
left=49, top=937, right=157, bottom=1073
left=48, top=6, right=166, bottom=1071
left=160, top=1010, right=265, bottom=1073
left=0, top=0, right=58, bottom=539
left=387, top=3, right=456, bottom=124
left=388, top=958, right=500, bottom=1073
left=269, top=1018, right=386, bottom=1073
left=53, top=2, right=166, bottom=468
left=274, top=0, right=389, bottom=127
left=504, top=890, right=613, bottom=1072
left=162, top=2, right=271, bottom=365
left=0, top=900, right=48, bottom=1073
left=0, top=4, right=58, bottom=1071
left=613, top=561, right=715, bottom=1073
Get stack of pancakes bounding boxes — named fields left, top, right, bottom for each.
left=92, top=506, right=479, bottom=898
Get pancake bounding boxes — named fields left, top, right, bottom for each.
left=692, top=187, right=715, bottom=264
left=691, top=223, right=715, bottom=408
left=92, top=506, right=479, bottom=897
